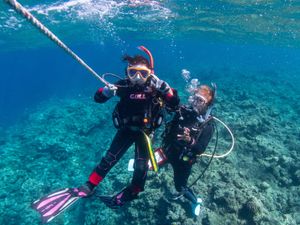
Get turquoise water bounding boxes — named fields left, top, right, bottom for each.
left=0, top=1, right=299, bottom=225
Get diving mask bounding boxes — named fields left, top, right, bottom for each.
left=127, top=65, right=151, bottom=85
left=127, top=65, right=151, bottom=78
left=188, top=93, right=208, bottom=115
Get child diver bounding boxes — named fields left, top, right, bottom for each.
left=162, top=83, right=216, bottom=216
left=85, top=50, right=179, bottom=208
left=32, top=47, right=179, bottom=223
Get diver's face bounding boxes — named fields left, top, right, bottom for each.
left=188, top=93, right=208, bottom=115
left=127, top=64, right=151, bottom=85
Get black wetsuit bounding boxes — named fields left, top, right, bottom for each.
left=88, top=78, right=179, bottom=199
left=163, top=105, right=214, bottom=203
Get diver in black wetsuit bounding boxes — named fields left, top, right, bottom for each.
left=162, top=84, right=215, bottom=216
left=81, top=50, right=179, bottom=208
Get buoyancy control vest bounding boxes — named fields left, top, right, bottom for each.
left=112, top=83, right=164, bottom=131
left=162, top=105, right=213, bottom=150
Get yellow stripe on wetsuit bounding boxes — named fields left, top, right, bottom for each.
left=143, top=132, right=158, bottom=173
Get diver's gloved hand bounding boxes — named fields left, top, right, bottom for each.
left=177, top=127, right=193, bottom=143
left=77, top=182, right=95, bottom=198
left=156, top=80, right=171, bottom=94
left=102, top=84, right=117, bottom=97
left=150, top=76, right=171, bottom=94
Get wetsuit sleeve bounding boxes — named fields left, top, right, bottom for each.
left=94, top=79, right=126, bottom=103
left=190, top=123, right=214, bottom=155
left=163, top=88, right=180, bottom=109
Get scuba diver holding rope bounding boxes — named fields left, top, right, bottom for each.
left=84, top=47, right=179, bottom=208
left=23, top=46, right=175, bottom=213
left=31, top=47, right=179, bottom=223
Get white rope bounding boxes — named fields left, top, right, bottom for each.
left=200, top=116, right=235, bottom=159
left=5, top=0, right=110, bottom=86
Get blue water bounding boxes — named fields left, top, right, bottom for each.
left=1, top=40, right=299, bottom=127
left=1, top=41, right=299, bottom=121
left=0, top=1, right=300, bottom=225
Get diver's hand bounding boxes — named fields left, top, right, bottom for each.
left=103, top=84, right=117, bottom=97
left=150, top=76, right=171, bottom=94
left=177, top=127, right=193, bottom=143
left=156, top=80, right=171, bottom=94
left=108, top=83, right=118, bottom=91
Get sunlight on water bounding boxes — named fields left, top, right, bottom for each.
left=1, top=0, right=299, bottom=49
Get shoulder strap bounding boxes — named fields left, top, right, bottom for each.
left=194, top=116, right=214, bottom=141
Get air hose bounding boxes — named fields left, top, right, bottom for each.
left=199, top=116, right=235, bottom=159
left=189, top=116, right=235, bottom=188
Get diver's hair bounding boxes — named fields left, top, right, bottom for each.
left=122, top=54, right=151, bottom=68
left=197, top=85, right=214, bottom=105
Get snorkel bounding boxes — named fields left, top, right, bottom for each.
left=138, top=45, right=169, bottom=93
left=138, top=46, right=154, bottom=74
